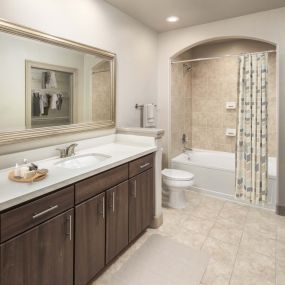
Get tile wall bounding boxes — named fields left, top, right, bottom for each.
left=170, top=63, right=192, bottom=158
left=170, top=53, right=277, bottom=158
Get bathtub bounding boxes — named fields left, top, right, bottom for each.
left=171, top=149, right=277, bottom=209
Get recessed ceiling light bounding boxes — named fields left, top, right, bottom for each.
left=166, top=16, right=179, bottom=23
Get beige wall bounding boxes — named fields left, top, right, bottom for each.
left=170, top=51, right=277, bottom=157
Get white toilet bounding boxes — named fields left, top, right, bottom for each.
left=161, top=168, right=194, bottom=209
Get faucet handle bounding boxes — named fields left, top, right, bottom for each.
left=56, top=148, right=67, bottom=158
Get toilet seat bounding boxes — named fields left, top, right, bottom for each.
left=162, top=168, right=194, bottom=181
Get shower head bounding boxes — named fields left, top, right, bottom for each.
left=183, top=63, right=192, bottom=72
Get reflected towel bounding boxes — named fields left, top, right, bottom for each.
left=51, top=94, right=58, bottom=110
left=42, top=71, right=57, bottom=89
left=32, top=92, right=41, bottom=116
left=39, top=93, right=49, bottom=115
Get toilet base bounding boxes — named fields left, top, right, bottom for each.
left=162, top=184, right=187, bottom=209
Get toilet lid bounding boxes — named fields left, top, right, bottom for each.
left=162, top=169, right=194, bottom=181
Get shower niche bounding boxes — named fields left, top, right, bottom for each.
left=26, top=61, right=76, bottom=128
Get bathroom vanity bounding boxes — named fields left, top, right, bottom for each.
left=0, top=148, right=156, bottom=285
left=0, top=18, right=164, bottom=285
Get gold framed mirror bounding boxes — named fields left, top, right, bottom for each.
left=0, top=18, right=116, bottom=145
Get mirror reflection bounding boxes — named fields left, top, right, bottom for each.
left=0, top=30, right=114, bottom=131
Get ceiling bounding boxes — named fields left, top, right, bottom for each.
left=104, top=0, right=285, bottom=32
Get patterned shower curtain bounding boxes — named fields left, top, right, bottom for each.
left=235, top=52, right=268, bottom=204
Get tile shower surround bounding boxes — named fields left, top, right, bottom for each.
left=171, top=53, right=277, bottom=158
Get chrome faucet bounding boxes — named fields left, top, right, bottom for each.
left=182, top=133, right=192, bottom=160
left=66, top=143, right=78, bottom=157
left=56, top=143, right=78, bottom=158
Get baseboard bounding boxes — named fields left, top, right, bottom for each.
left=276, top=205, right=285, bottom=216
left=150, top=213, right=163, bottom=229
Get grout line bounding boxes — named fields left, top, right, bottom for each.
left=228, top=208, right=256, bottom=285
left=275, top=235, right=277, bottom=285
left=199, top=199, right=226, bottom=283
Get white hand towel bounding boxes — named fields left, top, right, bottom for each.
left=143, top=104, right=156, bottom=127
left=146, top=104, right=154, bottom=121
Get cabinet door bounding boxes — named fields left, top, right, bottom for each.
left=106, top=181, right=129, bottom=264
left=129, top=168, right=154, bottom=242
left=75, top=192, right=105, bottom=285
left=0, top=209, right=74, bottom=285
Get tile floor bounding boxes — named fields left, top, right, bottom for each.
left=94, top=191, right=285, bottom=285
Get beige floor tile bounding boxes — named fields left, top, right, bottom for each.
left=277, top=225, right=285, bottom=242
left=276, top=259, right=285, bottom=285
left=277, top=214, right=285, bottom=226
left=239, top=233, right=275, bottom=257
left=191, top=205, right=221, bottom=220
left=171, top=227, right=207, bottom=249
left=199, top=195, right=225, bottom=211
left=244, top=220, right=277, bottom=240
left=181, top=215, right=215, bottom=235
left=215, top=215, right=246, bottom=230
left=162, top=207, right=187, bottom=223
left=231, top=248, right=275, bottom=285
left=247, top=208, right=278, bottom=225
left=158, top=221, right=183, bottom=237
left=215, top=202, right=248, bottom=230
left=209, top=223, right=243, bottom=245
left=222, top=201, right=249, bottom=215
left=202, top=258, right=233, bottom=285
left=230, top=271, right=275, bottom=285
left=185, top=190, right=203, bottom=206
left=276, top=240, right=285, bottom=263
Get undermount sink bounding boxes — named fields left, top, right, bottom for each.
left=54, top=153, right=111, bottom=169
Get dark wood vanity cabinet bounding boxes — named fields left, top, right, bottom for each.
left=0, top=209, right=74, bottom=285
left=0, top=153, right=155, bottom=285
left=75, top=192, right=106, bottom=285
left=129, top=168, right=154, bottom=242
left=106, top=181, right=129, bottom=264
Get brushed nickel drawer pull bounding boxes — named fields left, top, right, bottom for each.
left=112, top=192, right=115, bottom=212
left=140, top=162, right=150, bottom=169
left=67, top=215, right=72, bottom=241
left=33, top=205, right=59, bottom=219
left=134, top=180, right=137, bottom=198
left=102, top=196, right=105, bottom=219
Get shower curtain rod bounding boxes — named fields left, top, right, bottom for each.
left=171, top=49, right=276, bottom=64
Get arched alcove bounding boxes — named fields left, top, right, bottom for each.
left=169, top=37, right=278, bottom=209
left=171, top=36, right=276, bottom=60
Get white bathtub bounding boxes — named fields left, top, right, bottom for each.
left=172, top=150, right=277, bottom=209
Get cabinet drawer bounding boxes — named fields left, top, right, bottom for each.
left=129, top=153, right=154, bottom=178
left=1, top=185, right=74, bottom=242
left=75, top=164, right=128, bottom=204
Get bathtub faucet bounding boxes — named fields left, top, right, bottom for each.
left=183, top=147, right=192, bottom=160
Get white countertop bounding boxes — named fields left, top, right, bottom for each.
left=0, top=137, right=157, bottom=211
